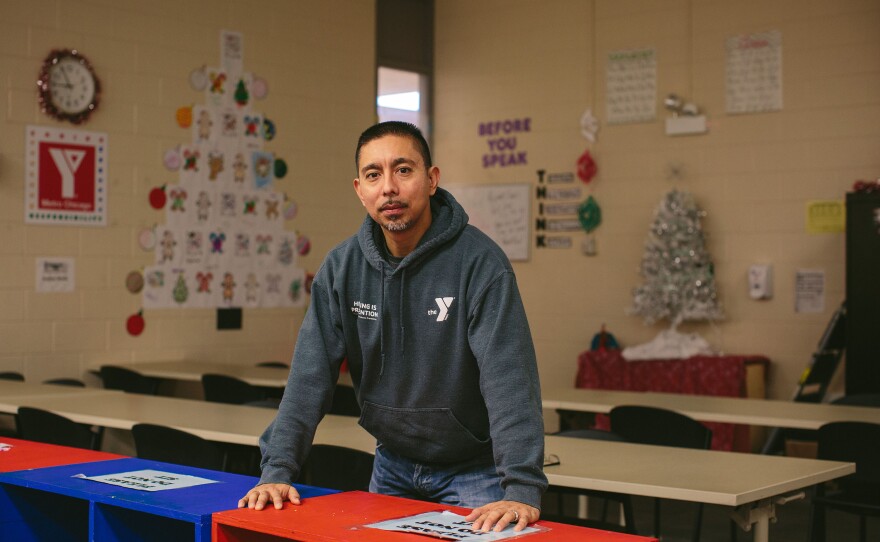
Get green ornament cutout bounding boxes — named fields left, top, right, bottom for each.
left=578, top=195, right=602, bottom=233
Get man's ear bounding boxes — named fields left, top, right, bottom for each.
left=428, top=166, right=440, bottom=195
left=353, top=178, right=366, bottom=207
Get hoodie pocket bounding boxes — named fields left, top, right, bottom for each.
left=359, top=401, right=490, bottom=464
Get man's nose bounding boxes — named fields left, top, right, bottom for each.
left=381, top=174, right=399, bottom=196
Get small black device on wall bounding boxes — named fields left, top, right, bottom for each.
left=217, top=308, right=242, bottom=330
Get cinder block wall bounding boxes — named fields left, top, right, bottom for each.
left=434, top=0, right=880, bottom=404
left=0, top=0, right=373, bottom=381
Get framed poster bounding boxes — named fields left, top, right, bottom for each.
left=25, top=125, right=108, bottom=226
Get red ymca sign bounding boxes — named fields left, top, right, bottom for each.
left=25, top=125, right=107, bottom=226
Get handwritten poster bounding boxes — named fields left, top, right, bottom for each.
left=365, top=510, right=540, bottom=541
left=445, top=184, right=530, bottom=262
left=725, top=30, right=783, bottom=114
left=606, top=48, right=656, bottom=124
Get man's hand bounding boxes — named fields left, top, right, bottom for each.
left=237, top=483, right=301, bottom=510
left=465, top=500, right=540, bottom=532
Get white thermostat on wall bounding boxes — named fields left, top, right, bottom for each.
left=748, top=264, right=773, bottom=300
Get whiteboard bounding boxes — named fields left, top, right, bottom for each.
left=444, top=183, right=530, bottom=261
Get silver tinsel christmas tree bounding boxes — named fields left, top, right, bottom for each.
left=629, top=189, right=723, bottom=329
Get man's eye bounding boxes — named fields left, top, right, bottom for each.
left=398, top=167, right=411, bottom=174
left=366, top=172, right=379, bottom=180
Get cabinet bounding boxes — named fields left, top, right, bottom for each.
left=845, top=191, right=880, bottom=395
left=213, top=490, right=652, bottom=541
left=0, top=456, right=335, bottom=541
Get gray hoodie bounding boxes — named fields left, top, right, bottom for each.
left=259, top=188, right=547, bottom=508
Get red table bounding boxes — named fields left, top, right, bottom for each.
left=575, top=349, right=769, bottom=451
left=213, top=491, right=656, bottom=541
left=0, top=437, right=124, bottom=472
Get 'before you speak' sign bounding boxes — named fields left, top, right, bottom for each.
left=478, top=118, right=530, bottom=168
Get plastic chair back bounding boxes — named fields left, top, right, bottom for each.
left=17, top=407, right=99, bottom=450
left=255, top=361, right=289, bottom=369
left=329, top=385, right=361, bottom=416
left=43, top=378, right=86, bottom=387
left=831, top=394, right=880, bottom=408
left=300, top=444, right=374, bottom=491
left=201, top=373, right=264, bottom=405
left=131, top=423, right=226, bottom=470
left=610, top=405, right=712, bottom=450
left=100, top=365, right=160, bottom=394
left=818, top=421, right=880, bottom=490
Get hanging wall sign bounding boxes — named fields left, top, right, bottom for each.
left=478, top=117, right=531, bottom=168
left=25, top=125, right=107, bottom=226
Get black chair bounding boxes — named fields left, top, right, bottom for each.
left=201, top=373, right=265, bottom=405
left=254, top=361, right=288, bottom=398
left=299, top=444, right=374, bottom=491
left=329, top=384, right=361, bottom=416
left=808, top=421, right=880, bottom=542
left=255, top=361, right=289, bottom=369
left=610, top=405, right=713, bottom=542
left=43, top=378, right=86, bottom=387
left=99, top=365, right=160, bottom=394
left=16, top=407, right=101, bottom=450
left=131, top=423, right=226, bottom=471
left=831, top=394, right=880, bottom=407
left=0, top=371, right=25, bottom=381
left=544, top=429, right=637, bottom=534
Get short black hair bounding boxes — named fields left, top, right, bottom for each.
left=355, top=121, right=432, bottom=172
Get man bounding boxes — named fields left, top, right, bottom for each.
left=238, top=121, right=546, bottom=532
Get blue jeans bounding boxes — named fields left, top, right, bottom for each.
left=369, top=444, right=503, bottom=507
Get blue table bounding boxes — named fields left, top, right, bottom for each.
left=0, top=457, right=337, bottom=541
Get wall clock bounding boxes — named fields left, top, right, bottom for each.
left=37, top=49, right=101, bottom=124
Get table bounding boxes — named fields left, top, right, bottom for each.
left=0, top=437, right=124, bottom=472
left=574, top=350, right=769, bottom=451
left=0, top=388, right=376, bottom=452
left=543, top=435, right=853, bottom=542
left=1, top=383, right=854, bottom=542
left=213, top=490, right=654, bottom=541
left=0, top=456, right=335, bottom=541
left=542, top=387, right=880, bottom=430
left=0, top=379, right=119, bottom=406
left=92, top=360, right=354, bottom=388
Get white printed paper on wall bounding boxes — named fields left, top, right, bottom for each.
left=35, top=257, right=75, bottom=293
left=725, top=30, right=783, bottom=114
left=606, top=48, right=657, bottom=125
left=795, top=269, right=825, bottom=313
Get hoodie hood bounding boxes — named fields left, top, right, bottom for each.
left=357, top=187, right=468, bottom=271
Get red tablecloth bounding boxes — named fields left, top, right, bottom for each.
left=575, top=349, right=769, bottom=451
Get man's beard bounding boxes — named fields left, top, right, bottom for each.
left=382, top=219, right=411, bottom=232
left=379, top=199, right=410, bottom=232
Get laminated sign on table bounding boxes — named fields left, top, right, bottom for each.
left=364, top=510, right=541, bottom=541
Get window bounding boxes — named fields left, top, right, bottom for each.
left=377, top=67, right=430, bottom=136
left=375, top=0, right=433, bottom=138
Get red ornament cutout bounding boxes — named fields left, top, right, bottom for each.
left=577, top=149, right=598, bottom=184
left=126, top=311, right=145, bottom=336
left=149, top=186, right=167, bottom=209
